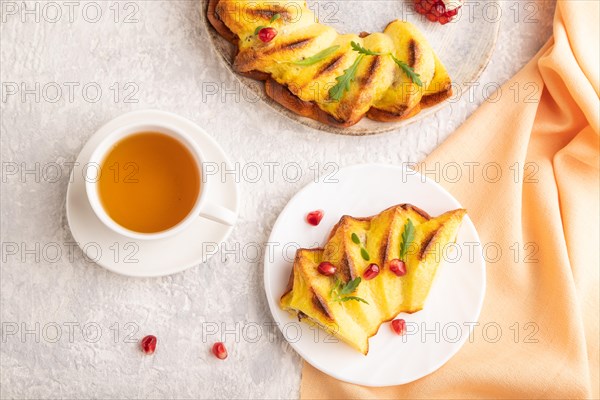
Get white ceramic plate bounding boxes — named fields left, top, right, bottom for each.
left=66, top=110, right=240, bottom=277
left=202, top=0, right=500, bottom=135
left=264, top=164, right=485, bottom=386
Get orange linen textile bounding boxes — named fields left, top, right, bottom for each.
left=301, top=0, right=599, bottom=398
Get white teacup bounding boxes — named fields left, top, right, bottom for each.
left=85, top=122, right=237, bottom=240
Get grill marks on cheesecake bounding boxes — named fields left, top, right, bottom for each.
left=358, top=56, right=382, bottom=87
left=315, top=54, right=345, bottom=78
left=246, top=7, right=291, bottom=21
left=408, top=39, right=417, bottom=68
left=379, top=224, right=392, bottom=267
left=344, top=249, right=358, bottom=281
left=264, top=37, right=313, bottom=55
left=420, top=228, right=440, bottom=260
left=312, top=290, right=334, bottom=320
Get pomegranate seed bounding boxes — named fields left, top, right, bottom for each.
left=414, top=0, right=462, bottom=24
left=140, top=335, right=157, bottom=355
left=212, top=342, right=228, bottom=360
left=306, top=210, right=324, bottom=226
left=389, top=259, right=407, bottom=276
left=363, top=263, right=380, bottom=280
left=258, top=27, right=277, bottom=43
left=391, top=319, right=406, bottom=335
left=432, top=4, right=445, bottom=16
left=318, top=261, right=336, bottom=276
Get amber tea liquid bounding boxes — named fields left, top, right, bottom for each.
left=97, top=132, right=200, bottom=233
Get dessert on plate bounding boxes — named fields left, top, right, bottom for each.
left=280, top=204, right=466, bottom=354
left=207, top=0, right=453, bottom=127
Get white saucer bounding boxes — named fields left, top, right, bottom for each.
left=264, top=164, right=486, bottom=386
left=66, top=110, right=239, bottom=277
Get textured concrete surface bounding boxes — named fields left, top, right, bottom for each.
left=1, top=1, right=553, bottom=398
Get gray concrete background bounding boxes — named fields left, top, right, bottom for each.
left=1, top=1, right=554, bottom=398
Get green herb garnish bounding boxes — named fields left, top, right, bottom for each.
left=391, top=55, right=423, bottom=87
left=292, top=45, right=341, bottom=66
left=399, top=219, right=415, bottom=259
left=328, top=54, right=364, bottom=101
left=269, top=13, right=281, bottom=23
left=360, top=247, right=370, bottom=261
left=254, top=13, right=281, bottom=37
left=330, top=277, right=369, bottom=304
left=254, top=25, right=267, bottom=36
left=351, top=232, right=371, bottom=260
left=346, top=41, right=423, bottom=87
left=340, top=296, right=368, bottom=303
left=350, top=41, right=386, bottom=56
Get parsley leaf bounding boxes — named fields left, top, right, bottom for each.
left=269, top=13, right=281, bottom=23
left=348, top=41, right=424, bottom=87
left=330, top=277, right=368, bottom=304
left=351, top=232, right=370, bottom=260
left=292, top=45, right=341, bottom=66
left=340, top=296, right=369, bottom=304
left=254, top=25, right=267, bottom=36
left=391, top=55, right=423, bottom=87
left=399, top=219, right=415, bottom=260
left=350, top=41, right=386, bottom=56
left=330, top=277, right=343, bottom=297
left=328, top=54, right=364, bottom=101
left=360, top=248, right=370, bottom=261
left=340, top=277, right=361, bottom=295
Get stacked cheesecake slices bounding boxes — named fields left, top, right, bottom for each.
left=280, top=204, right=466, bottom=354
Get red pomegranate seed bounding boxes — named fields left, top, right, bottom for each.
left=140, top=335, right=157, bottom=355
left=258, top=27, right=277, bottom=43
left=318, top=261, right=336, bottom=276
left=306, top=210, right=324, bottom=226
left=414, top=0, right=462, bottom=24
left=391, top=319, right=406, bottom=335
left=389, top=259, right=407, bottom=276
left=363, top=263, right=380, bottom=280
left=212, top=342, right=228, bottom=360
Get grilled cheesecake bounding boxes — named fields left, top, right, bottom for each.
left=207, top=0, right=453, bottom=127
left=280, top=204, right=466, bottom=354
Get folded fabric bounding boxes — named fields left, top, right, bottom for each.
left=301, top=0, right=599, bottom=398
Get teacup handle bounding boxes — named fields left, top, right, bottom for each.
left=199, top=202, right=238, bottom=226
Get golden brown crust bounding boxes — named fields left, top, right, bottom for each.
left=367, top=105, right=421, bottom=122
left=421, top=85, right=453, bottom=108
left=239, top=69, right=271, bottom=81
left=207, top=0, right=238, bottom=44
left=265, top=79, right=360, bottom=128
